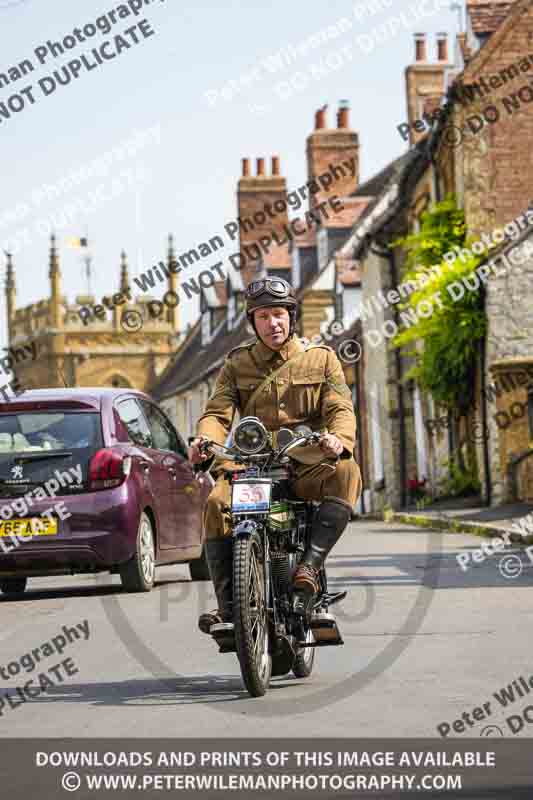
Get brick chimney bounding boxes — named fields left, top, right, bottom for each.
left=306, top=101, right=359, bottom=211
left=236, top=155, right=289, bottom=287
left=437, top=32, right=448, bottom=62
left=404, top=32, right=451, bottom=146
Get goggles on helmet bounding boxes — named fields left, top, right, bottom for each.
left=246, top=278, right=292, bottom=299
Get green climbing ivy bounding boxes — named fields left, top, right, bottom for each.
left=391, top=195, right=487, bottom=413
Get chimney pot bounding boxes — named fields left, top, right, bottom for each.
left=315, top=107, right=327, bottom=129
left=437, top=32, right=448, bottom=62
left=337, top=103, right=350, bottom=129
left=242, top=158, right=250, bottom=177
left=414, top=33, right=427, bottom=62
left=256, top=157, right=265, bottom=176
left=271, top=155, right=280, bottom=175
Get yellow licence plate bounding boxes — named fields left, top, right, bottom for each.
left=0, top=518, right=58, bottom=537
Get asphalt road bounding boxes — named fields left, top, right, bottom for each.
left=1, top=518, right=533, bottom=739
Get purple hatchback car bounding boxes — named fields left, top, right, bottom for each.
left=0, top=388, right=212, bottom=597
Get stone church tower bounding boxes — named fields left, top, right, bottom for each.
left=4, top=235, right=181, bottom=393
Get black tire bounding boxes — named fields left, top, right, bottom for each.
left=292, top=627, right=315, bottom=678
left=120, top=512, right=156, bottom=592
left=287, top=552, right=316, bottom=678
left=0, top=577, right=27, bottom=598
left=189, top=546, right=210, bottom=581
left=233, top=529, right=271, bottom=697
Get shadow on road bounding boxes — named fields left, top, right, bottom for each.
left=0, top=577, right=192, bottom=603
left=328, top=548, right=533, bottom=590
left=0, top=674, right=307, bottom=709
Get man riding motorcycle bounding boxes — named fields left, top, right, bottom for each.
left=189, top=277, right=362, bottom=636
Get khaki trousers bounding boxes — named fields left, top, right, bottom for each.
left=204, top=458, right=362, bottom=540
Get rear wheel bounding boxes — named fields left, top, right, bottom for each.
left=292, top=626, right=315, bottom=677
left=288, top=552, right=316, bottom=678
left=233, top=529, right=271, bottom=697
left=0, top=577, right=27, bottom=598
left=189, top=546, right=210, bottom=581
left=120, top=512, right=155, bottom=592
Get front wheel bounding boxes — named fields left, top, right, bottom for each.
left=233, top=528, right=271, bottom=697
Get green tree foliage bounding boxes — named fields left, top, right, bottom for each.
left=391, top=195, right=487, bottom=412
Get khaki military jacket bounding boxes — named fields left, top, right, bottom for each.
left=196, top=335, right=356, bottom=459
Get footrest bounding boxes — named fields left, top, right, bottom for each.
left=309, top=612, right=343, bottom=645
left=298, top=640, right=344, bottom=648
left=211, top=622, right=236, bottom=653
left=316, top=591, right=347, bottom=609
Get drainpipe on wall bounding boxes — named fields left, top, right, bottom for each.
left=370, top=242, right=408, bottom=509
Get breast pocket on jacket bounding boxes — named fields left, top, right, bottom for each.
left=290, top=369, right=324, bottom=419
left=236, top=381, right=259, bottom=416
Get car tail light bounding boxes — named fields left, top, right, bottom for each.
left=89, top=449, right=131, bottom=491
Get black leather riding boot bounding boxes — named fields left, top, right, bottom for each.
left=293, top=501, right=351, bottom=595
left=198, top=538, right=233, bottom=634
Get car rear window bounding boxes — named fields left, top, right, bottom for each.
left=0, top=412, right=102, bottom=453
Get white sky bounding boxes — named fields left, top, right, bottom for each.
left=0, top=0, right=459, bottom=353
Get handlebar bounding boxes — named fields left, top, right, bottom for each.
left=196, top=431, right=323, bottom=463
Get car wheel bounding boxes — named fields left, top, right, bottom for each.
left=0, top=577, right=27, bottom=598
left=189, top=546, right=210, bottom=581
left=120, top=512, right=156, bottom=592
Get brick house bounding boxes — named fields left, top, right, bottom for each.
left=337, top=0, right=533, bottom=510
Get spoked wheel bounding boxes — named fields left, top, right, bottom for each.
left=292, top=625, right=315, bottom=678
left=288, top=552, right=316, bottom=678
left=233, top=530, right=271, bottom=697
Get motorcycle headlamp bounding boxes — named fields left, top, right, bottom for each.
left=233, top=417, right=269, bottom=455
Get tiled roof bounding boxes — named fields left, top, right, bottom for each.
left=202, top=281, right=228, bottom=308
left=348, top=142, right=428, bottom=257
left=467, top=0, right=516, bottom=35
left=350, top=155, right=407, bottom=200
left=152, top=314, right=254, bottom=399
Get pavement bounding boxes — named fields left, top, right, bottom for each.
left=387, top=495, right=533, bottom=542
left=1, top=516, right=533, bottom=740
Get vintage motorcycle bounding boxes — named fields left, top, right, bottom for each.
left=195, top=416, right=347, bottom=698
